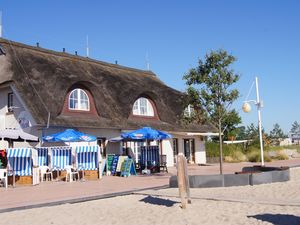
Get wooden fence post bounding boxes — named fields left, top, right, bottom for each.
left=183, top=156, right=191, bottom=204
left=177, top=155, right=187, bottom=209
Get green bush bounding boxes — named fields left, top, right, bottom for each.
left=206, top=142, right=245, bottom=157
left=247, top=151, right=272, bottom=162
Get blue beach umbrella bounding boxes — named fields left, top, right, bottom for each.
left=121, top=127, right=172, bottom=141
left=121, top=127, right=172, bottom=172
left=43, top=129, right=97, bottom=142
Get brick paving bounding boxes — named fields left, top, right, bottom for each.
left=1, top=158, right=300, bottom=212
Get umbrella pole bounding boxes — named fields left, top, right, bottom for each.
left=145, top=140, right=147, bottom=170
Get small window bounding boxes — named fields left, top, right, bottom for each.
left=132, top=97, right=154, bottom=117
left=7, top=92, right=13, bottom=112
left=68, top=89, right=90, bottom=111
left=184, top=104, right=194, bottom=117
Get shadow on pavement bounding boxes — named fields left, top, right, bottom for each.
left=248, top=213, right=300, bottom=225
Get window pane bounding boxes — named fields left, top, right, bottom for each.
left=147, top=99, right=154, bottom=116
left=132, top=100, right=139, bottom=115
left=132, top=97, right=155, bottom=116
left=69, top=89, right=89, bottom=111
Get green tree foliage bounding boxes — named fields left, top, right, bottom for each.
left=222, top=109, right=242, bottom=139
left=245, top=123, right=259, bottom=140
left=235, top=126, right=247, bottom=140
left=269, top=123, right=285, bottom=139
left=183, top=49, right=240, bottom=174
left=290, top=121, right=300, bottom=134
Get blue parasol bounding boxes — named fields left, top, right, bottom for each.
left=121, top=127, right=172, bottom=141
left=121, top=127, right=172, bottom=173
left=43, top=129, right=97, bottom=142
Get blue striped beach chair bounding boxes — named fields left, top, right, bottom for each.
left=36, top=147, right=49, bottom=167
left=7, top=148, right=32, bottom=176
left=75, top=145, right=99, bottom=170
left=140, top=146, right=160, bottom=172
left=51, top=146, right=72, bottom=170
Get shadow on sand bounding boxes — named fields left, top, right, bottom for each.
left=248, top=213, right=300, bottom=225
left=139, top=195, right=179, bottom=207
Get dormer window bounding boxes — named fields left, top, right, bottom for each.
left=184, top=104, right=194, bottom=117
left=69, top=89, right=90, bottom=111
left=132, top=97, right=154, bottom=117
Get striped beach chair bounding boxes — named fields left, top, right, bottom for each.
left=7, top=148, right=32, bottom=176
left=140, top=146, right=160, bottom=172
left=51, top=146, right=72, bottom=170
left=36, top=147, right=49, bottom=167
left=75, top=145, right=99, bottom=170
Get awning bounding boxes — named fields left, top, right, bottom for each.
left=75, top=145, right=99, bottom=153
left=7, top=148, right=32, bottom=157
left=224, top=140, right=249, bottom=144
left=170, top=131, right=220, bottom=136
left=0, top=129, right=38, bottom=141
left=108, top=136, right=123, bottom=142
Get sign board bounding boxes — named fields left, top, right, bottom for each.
left=116, top=156, right=128, bottom=172
left=121, top=158, right=136, bottom=177
left=106, top=154, right=115, bottom=173
left=110, top=155, right=119, bottom=176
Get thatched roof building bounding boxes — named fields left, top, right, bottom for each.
left=0, top=38, right=213, bottom=133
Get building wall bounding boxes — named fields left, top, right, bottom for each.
left=195, top=137, right=206, bottom=164
left=161, top=139, right=173, bottom=167
left=169, top=134, right=206, bottom=166
left=0, top=86, right=36, bottom=130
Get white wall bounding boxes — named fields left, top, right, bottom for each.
left=161, top=139, right=173, bottom=167
left=195, top=138, right=206, bottom=164
left=170, top=134, right=207, bottom=166
left=0, top=86, right=36, bottom=130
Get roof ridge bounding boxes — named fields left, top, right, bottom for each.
left=0, top=38, right=156, bottom=76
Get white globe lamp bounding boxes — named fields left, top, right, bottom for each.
left=242, top=102, right=251, bottom=113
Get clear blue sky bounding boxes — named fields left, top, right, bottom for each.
left=1, top=0, right=300, bottom=133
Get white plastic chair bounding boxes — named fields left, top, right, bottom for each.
left=65, top=165, right=79, bottom=182
left=39, top=166, right=53, bottom=182
left=0, top=168, right=8, bottom=189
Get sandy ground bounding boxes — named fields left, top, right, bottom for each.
left=2, top=168, right=300, bottom=225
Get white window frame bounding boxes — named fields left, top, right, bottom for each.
left=184, top=104, right=194, bottom=117
left=68, top=89, right=90, bottom=111
left=132, top=97, right=154, bottom=117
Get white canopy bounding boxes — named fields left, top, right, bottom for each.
left=0, top=129, right=39, bottom=141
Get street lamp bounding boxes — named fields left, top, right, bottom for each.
left=242, top=77, right=265, bottom=166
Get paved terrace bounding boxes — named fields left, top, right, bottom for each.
left=1, top=158, right=300, bottom=212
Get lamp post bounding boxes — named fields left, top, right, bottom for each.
left=242, top=77, right=264, bottom=166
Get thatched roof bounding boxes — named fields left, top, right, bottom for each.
left=0, top=38, right=214, bottom=132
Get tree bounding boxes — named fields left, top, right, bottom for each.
left=183, top=49, right=240, bottom=174
left=245, top=123, right=259, bottom=140
left=269, top=123, right=285, bottom=139
left=222, top=109, right=242, bottom=140
left=290, top=121, right=300, bottom=134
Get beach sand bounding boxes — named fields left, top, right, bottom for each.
left=1, top=168, right=300, bottom=225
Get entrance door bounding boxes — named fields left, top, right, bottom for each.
left=184, top=139, right=191, bottom=161
left=184, top=139, right=195, bottom=163
left=172, top=138, right=178, bottom=164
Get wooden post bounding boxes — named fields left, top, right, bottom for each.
left=177, top=155, right=188, bottom=209
left=183, top=156, right=191, bottom=204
